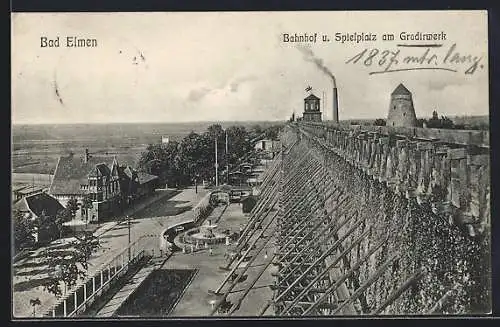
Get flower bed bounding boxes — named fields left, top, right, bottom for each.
left=113, top=269, right=197, bottom=317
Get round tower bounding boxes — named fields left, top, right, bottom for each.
left=387, top=83, right=417, bottom=127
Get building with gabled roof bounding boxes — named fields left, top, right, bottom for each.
left=13, top=192, right=65, bottom=244
left=49, top=149, right=159, bottom=222
left=49, top=150, right=125, bottom=222
left=14, top=192, right=64, bottom=220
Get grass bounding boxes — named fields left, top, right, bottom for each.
left=113, top=269, right=197, bottom=317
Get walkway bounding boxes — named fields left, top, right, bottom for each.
left=95, top=256, right=169, bottom=317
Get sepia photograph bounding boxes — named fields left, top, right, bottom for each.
left=11, top=10, right=491, bottom=318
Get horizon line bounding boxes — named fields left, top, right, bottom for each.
left=11, top=119, right=290, bottom=126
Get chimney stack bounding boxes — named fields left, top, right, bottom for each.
left=332, top=87, right=339, bottom=123
left=84, top=148, right=90, bottom=163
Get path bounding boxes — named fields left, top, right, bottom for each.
left=95, top=256, right=169, bottom=317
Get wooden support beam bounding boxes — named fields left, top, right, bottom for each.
left=228, top=255, right=276, bottom=315
left=215, top=213, right=278, bottom=294
left=281, top=227, right=372, bottom=313
left=279, top=195, right=353, bottom=262
left=276, top=215, right=364, bottom=303
left=278, top=202, right=336, bottom=255
left=212, top=226, right=277, bottom=315
left=301, top=236, right=390, bottom=315
left=279, top=211, right=360, bottom=285
left=427, top=283, right=461, bottom=314
left=331, top=252, right=401, bottom=315
left=371, top=267, right=427, bottom=315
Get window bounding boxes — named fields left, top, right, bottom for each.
left=403, top=112, right=406, bottom=117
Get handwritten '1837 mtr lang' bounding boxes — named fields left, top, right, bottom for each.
left=345, top=43, right=484, bottom=75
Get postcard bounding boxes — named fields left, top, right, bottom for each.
left=11, top=11, right=490, bottom=318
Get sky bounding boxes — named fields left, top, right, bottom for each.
left=11, top=11, right=488, bottom=124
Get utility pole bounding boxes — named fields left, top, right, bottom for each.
left=215, top=137, right=218, bottom=187
left=322, top=90, right=325, bottom=121
left=127, top=215, right=131, bottom=262
left=225, top=130, right=229, bottom=184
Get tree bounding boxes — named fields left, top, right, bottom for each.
left=426, top=110, right=455, bottom=129
left=54, top=208, right=72, bottom=239
left=416, top=118, right=427, bottom=128
left=226, top=126, right=255, bottom=167
left=13, top=209, right=36, bottom=252
left=264, top=125, right=282, bottom=140
left=440, top=115, right=455, bottom=129
left=81, top=195, right=93, bottom=223
left=43, top=231, right=100, bottom=297
left=66, top=197, right=79, bottom=220
left=373, top=118, right=386, bottom=126
left=137, top=124, right=257, bottom=189
left=207, top=124, right=225, bottom=141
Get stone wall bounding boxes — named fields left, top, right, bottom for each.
left=275, top=122, right=491, bottom=314
left=297, top=121, right=490, bottom=237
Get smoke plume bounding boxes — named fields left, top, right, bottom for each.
left=296, top=45, right=336, bottom=88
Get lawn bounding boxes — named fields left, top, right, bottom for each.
left=113, top=269, right=197, bottom=317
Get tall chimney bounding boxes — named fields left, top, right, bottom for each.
left=84, top=148, right=89, bottom=163
left=332, top=76, right=339, bottom=123
left=332, top=87, right=339, bottom=123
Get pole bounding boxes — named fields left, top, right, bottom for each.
left=127, top=215, right=131, bottom=262
left=225, top=130, right=229, bottom=184
left=215, top=137, right=218, bottom=187
left=322, top=91, right=325, bottom=121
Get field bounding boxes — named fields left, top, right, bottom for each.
left=12, top=121, right=281, bottom=175
left=12, top=173, right=53, bottom=189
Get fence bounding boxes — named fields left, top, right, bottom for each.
left=43, top=236, right=155, bottom=318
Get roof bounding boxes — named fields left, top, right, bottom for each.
left=13, top=192, right=64, bottom=217
left=15, top=185, right=45, bottom=195
left=137, top=172, right=158, bottom=185
left=49, top=155, right=117, bottom=195
left=88, top=163, right=111, bottom=177
left=304, top=93, right=320, bottom=101
left=391, top=83, right=411, bottom=96
left=119, top=166, right=135, bottom=180
left=12, top=185, right=30, bottom=193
